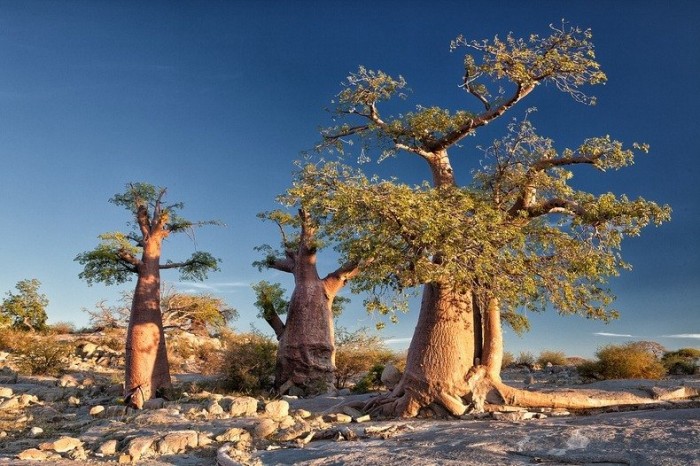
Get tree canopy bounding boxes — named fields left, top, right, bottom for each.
left=75, top=182, right=221, bottom=286
left=0, top=279, right=49, bottom=331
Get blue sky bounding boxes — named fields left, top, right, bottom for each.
left=1, top=1, right=698, bottom=357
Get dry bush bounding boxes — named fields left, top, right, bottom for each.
left=578, top=342, right=667, bottom=380
left=515, top=351, right=535, bottom=367
left=334, top=327, right=396, bottom=389
left=167, top=332, right=225, bottom=374
left=12, top=334, right=74, bottom=376
left=501, top=351, right=515, bottom=369
left=46, top=321, right=76, bottom=334
left=220, top=332, right=277, bottom=394
left=537, top=350, right=568, bottom=367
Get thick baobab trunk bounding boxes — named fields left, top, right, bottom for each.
left=366, top=283, right=476, bottom=417
left=124, top=244, right=171, bottom=409
left=275, top=256, right=337, bottom=395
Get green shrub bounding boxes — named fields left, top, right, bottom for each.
left=537, top=350, right=568, bottom=367
left=662, top=348, right=700, bottom=375
left=220, top=332, right=277, bottom=394
left=577, top=342, right=666, bottom=380
left=351, top=363, right=385, bottom=394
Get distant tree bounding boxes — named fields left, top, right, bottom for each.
left=0, top=279, right=49, bottom=331
left=253, top=207, right=363, bottom=395
left=75, top=182, right=221, bottom=408
left=85, top=285, right=236, bottom=336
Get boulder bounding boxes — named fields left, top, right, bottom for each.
left=264, top=399, right=289, bottom=419
left=381, top=364, right=402, bottom=390
left=253, top=418, right=278, bottom=439
left=125, top=435, right=158, bottom=462
left=228, top=396, right=258, bottom=417
left=215, top=427, right=252, bottom=443
left=17, top=448, right=52, bottom=461
left=157, top=430, right=198, bottom=455
left=0, top=386, right=13, bottom=398
left=96, top=439, right=118, bottom=456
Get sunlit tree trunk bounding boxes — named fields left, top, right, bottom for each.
left=124, top=239, right=171, bottom=408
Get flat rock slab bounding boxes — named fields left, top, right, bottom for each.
left=255, top=407, right=700, bottom=466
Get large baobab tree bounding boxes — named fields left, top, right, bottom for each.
left=76, top=183, right=220, bottom=408
left=299, top=23, right=675, bottom=417
left=253, top=208, right=360, bottom=394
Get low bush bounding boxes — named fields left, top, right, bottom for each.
left=577, top=342, right=666, bottom=380
left=537, top=350, right=568, bottom=367
left=662, top=348, right=700, bottom=375
left=501, top=351, right=515, bottom=369
left=334, top=327, right=396, bottom=389
left=220, top=332, right=277, bottom=394
left=515, top=351, right=535, bottom=367
left=12, top=334, right=73, bottom=376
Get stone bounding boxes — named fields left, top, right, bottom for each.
left=293, top=408, right=312, bottom=419
left=126, top=435, right=158, bottom=462
left=30, top=426, right=43, bottom=436
left=264, top=399, right=289, bottom=419
left=324, top=413, right=352, bottom=423
left=216, top=427, right=251, bottom=443
left=492, top=411, right=526, bottom=422
left=198, top=432, right=214, bottom=447
left=118, top=454, right=132, bottom=463
left=19, top=393, right=39, bottom=406
left=59, top=374, right=81, bottom=388
left=381, top=363, right=402, bottom=390
left=336, top=388, right=352, bottom=396
left=79, top=342, right=98, bottom=358
left=229, top=396, right=258, bottom=417
left=275, top=421, right=310, bottom=442
left=157, top=430, right=198, bottom=455
left=143, top=397, right=165, bottom=409
left=341, top=406, right=364, bottom=419
left=97, top=439, right=118, bottom=456
left=0, top=397, right=19, bottom=410
left=0, top=387, right=13, bottom=398
left=51, top=436, right=83, bottom=453
left=67, top=395, right=81, bottom=406
left=17, top=448, right=51, bottom=461
left=253, top=418, right=278, bottom=439
left=355, top=414, right=371, bottom=423
left=207, top=400, right=224, bottom=415
left=89, top=405, right=105, bottom=416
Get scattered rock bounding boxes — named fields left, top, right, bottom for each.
left=89, top=405, right=105, bottom=416
left=264, top=399, right=289, bottom=419
left=254, top=418, right=278, bottom=439
left=0, top=386, right=13, bottom=398
left=216, top=427, right=252, bottom=443
left=381, top=363, right=402, bottom=390
left=96, top=439, right=118, bottom=456
left=229, top=396, right=259, bottom=417
left=17, top=448, right=52, bottom=461
left=125, top=435, right=158, bottom=462
left=29, top=426, right=43, bottom=436
left=157, top=430, right=198, bottom=455
left=67, top=395, right=80, bottom=406
left=143, top=397, right=165, bottom=409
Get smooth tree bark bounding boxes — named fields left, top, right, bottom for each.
left=76, top=183, right=220, bottom=409
left=258, top=209, right=360, bottom=394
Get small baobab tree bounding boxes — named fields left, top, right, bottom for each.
left=76, top=182, right=220, bottom=408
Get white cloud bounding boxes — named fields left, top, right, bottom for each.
left=594, top=332, right=634, bottom=338
left=176, top=281, right=250, bottom=293
left=660, top=334, right=700, bottom=339
left=384, top=337, right=412, bottom=345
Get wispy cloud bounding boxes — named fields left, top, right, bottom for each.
left=660, top=334, right=700, bottom=339
left=594, top=332, right=634, bottom=338
left=384, top=337, right=412, bottom=345
left=177, top=281, right=250, bottom=293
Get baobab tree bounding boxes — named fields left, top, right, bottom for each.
left=301, top=23, right=674, bottom=417
left=76, top=183, right=220, bottom=408
left=253, top=208, right=360, bottom=394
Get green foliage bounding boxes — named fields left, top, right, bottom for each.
left=161, top=288, right=237, bottom=335
left=252, top=281, right=289, bottom=319
left=351, top=363, right=385, bottom=394
left=537, top=350, right=568, bottom=367
left=0, top=279, right=49, bottom=331
left=662, top=348, right=700, bottom=375
left=76, top=182, right=221, bottom=287
left=334, top=327, right=395, bottom=389
left=577, top=342, right=667, bottom=380
left=220, top=332, right=277, bottom=394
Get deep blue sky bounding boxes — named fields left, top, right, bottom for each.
left=1, top=1, right=698, bottom=357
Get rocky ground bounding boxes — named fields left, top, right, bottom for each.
left=0, top=338, right=698, bottom=465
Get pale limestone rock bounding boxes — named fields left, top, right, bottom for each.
left=381, top=363, right=402, bottom=390
left=278, top=415, right=296, bottom=429
left=207, top=400, right=224, bottom=415
left=89, top=405, right=105, bottom=416
left=51, top=436, right=83, bottom=453
left=254, top=418, right=278, bottom=439
left=0, top=397, right=19, bottom=410
left=19, top=393, right=39, bottom=406
left=29, top=426, right=43, bottom=436
left=97, top=439, right=118, bottom=456
left=216, top=427, right=251, bottom=443
left=143, top=397, right=165, bottom=409
left=0, top=386, right=13, bottom=398
left=264, top=399, right=289, bottom=419
left=198, top=432, right=214, bottom=447
left=17, top=448, right=51, bottom=461
left=126, top=435, right=158, bottom=462
left=229, top=396, right=258, bottom=417
left=157, top=430, right=198, bottom=455
left=67, top=395, right=80, bottom=406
